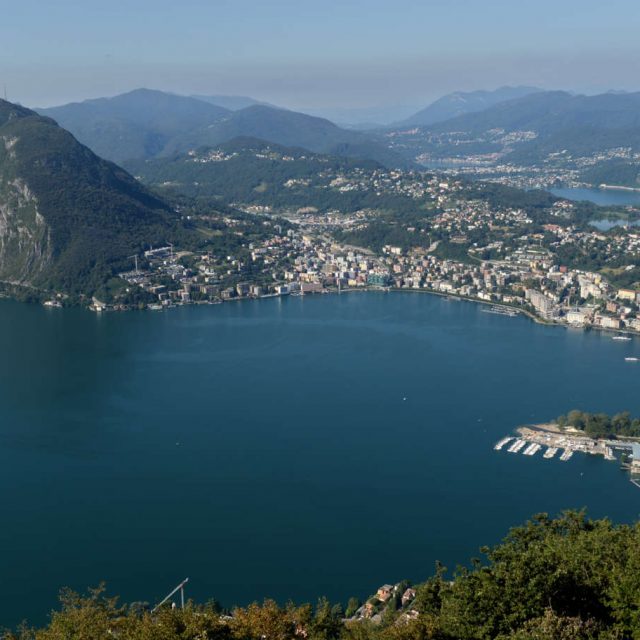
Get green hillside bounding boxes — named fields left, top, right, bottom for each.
left=0, top=99, right=176, bottom=295
left=126, top=138, right=421, bottom=213
left=38, top=91, right=410, bottom=168
left=38, top=89, right=231, bottom=163
left=7, top=512, right=640, bottom=639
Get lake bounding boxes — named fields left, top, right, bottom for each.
left=550, top=186, right=640, bottom=207
left=1, top=293, right=640, bottom=627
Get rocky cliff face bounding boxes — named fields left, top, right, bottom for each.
left=0, top=136, right=53, bottom=283
left=0, top=99, right=174, bottom=294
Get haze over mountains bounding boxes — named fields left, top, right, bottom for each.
left=426, top=90, right=640, bottom=135
left=398, top=86, right=543, bottom=127
left=38, top=89, right=409, bottom=168
left=38, top=90, right=232, bottom=163
left=37, top=85, right=640, bottom=176
left=419, top=90, right=640, bottom=165
left=189, top=94, right=271, bottom=111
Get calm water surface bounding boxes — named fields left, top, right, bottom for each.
left=551, top=186, right=640, bottom=207
left=1, top=293, right=640, bottom=626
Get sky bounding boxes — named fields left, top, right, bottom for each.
left=1, top=0, right=640, bottom=110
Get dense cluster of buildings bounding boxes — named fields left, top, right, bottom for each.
left=113, top=214, right=640, bottom=335
left=109, top=155, right=640, bottom=335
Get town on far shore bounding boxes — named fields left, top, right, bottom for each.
left=39, top=163, right=640, bottom=340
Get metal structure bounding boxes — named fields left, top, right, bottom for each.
left=129, top=254, right=139, bottom=274
left=152, top=578, right=189, bottom=613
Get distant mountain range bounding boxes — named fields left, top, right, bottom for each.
left=190, top=94, right=274, bottom=111
left=0, top=98, right=175, bottom=295
left=422, top=90, right=640, bottom=163
left=399, top=86, right=543, bottom=127
left=38, top=89, right=231, bottom=164
left=37, top=89, right=410, bottom=169
left=426, top=90, right=640, bottom=134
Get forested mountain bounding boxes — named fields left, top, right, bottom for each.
left=400, top=86, right=542, bottom=127
left=125, top=137, right=419, bottom=213
left=422, top=90, right=640, bottom=163
left=427, top=90, right=640, bottom=135
left=38, top=89, right=231, bottom=163
left=37, top=90, right=410, bottom=168
left=162, top=105, right=410, bottom=167
left=0, top=99, right=176, bottom=295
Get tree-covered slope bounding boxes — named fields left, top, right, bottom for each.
left=160, top=104, right=411, bottom=168
left=39, top=91, right=410, bottom=168
left=125, top=137, right=421, bottom=213
left=424, top=90, right=640, bottom=163
left=7, top=512, right=640, bottom=639
left=0, top=99, right=176, bottom=295
left=38, top=89, right=231, bottom=163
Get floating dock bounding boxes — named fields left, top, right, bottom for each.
left=543, top=447, right=558, bottom=459
left=523, top=443, right=542, bottom=456
left=560, top=449, right=574, bottom=462
left=508, top=439, right=526, bottom=453
left=494, top=437, right=513, bottom=451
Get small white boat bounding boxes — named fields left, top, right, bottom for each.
left=625, top=357, right=639, bottom=362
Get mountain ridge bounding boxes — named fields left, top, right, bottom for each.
left=36, top=90, right=411, bottom=168
left=0, top=98, right=176, bottom=295
left=38, top=89, right=231, bottom=163
left=399, top=86, right=543, bottom=127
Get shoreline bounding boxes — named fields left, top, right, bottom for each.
left=10, top=284, right=639, bottom=339
left=496, top=423, right=639, bottom=483
left=598, top=184, right=640, bottom=193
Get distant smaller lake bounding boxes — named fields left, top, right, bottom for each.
left=550, top=187, right=640, bottom=207
left=590, top=218, right=640, bottom=231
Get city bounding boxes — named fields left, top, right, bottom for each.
left=83, top=162, right=640, bottom=338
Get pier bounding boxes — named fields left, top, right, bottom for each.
left=494, top=423, right=640, bottom=487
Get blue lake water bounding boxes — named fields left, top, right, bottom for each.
left=1, top=293, right=640, bottom=626
left=551, top=187, right=640, bottom=207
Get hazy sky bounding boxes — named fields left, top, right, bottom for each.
left=2, top=0, right=640, bottom=109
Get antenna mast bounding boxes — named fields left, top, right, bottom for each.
left=152, top=578, right=189, bottom=613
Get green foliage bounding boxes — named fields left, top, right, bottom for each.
left=9, top=513, right=640, bottom=639
left=581, top=159, right=640, bottom=189
left=41, top=93, right=408, bottom=168
left=557, top=409, right=640, bottom=438
left=126, top=139, right=416, bottom=214
left=38, top=89, right=230, bottom=164
left=0, top=99, right=180, bottom=296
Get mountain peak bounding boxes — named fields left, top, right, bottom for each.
left=0, top=98, right=174, bottom=294
left=0, top=99, right=37, bottom=126
left=400, top=86, right=543, bottom=127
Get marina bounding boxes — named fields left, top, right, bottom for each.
left=523, top=442, right=541, bottom=456
left=2, top=293, right=640, bottom=626
left=494, top=422, right=640, bottom=483
left=493, top=437, right=513, bottom=451
left=481, top=305, right=519, bottom=317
